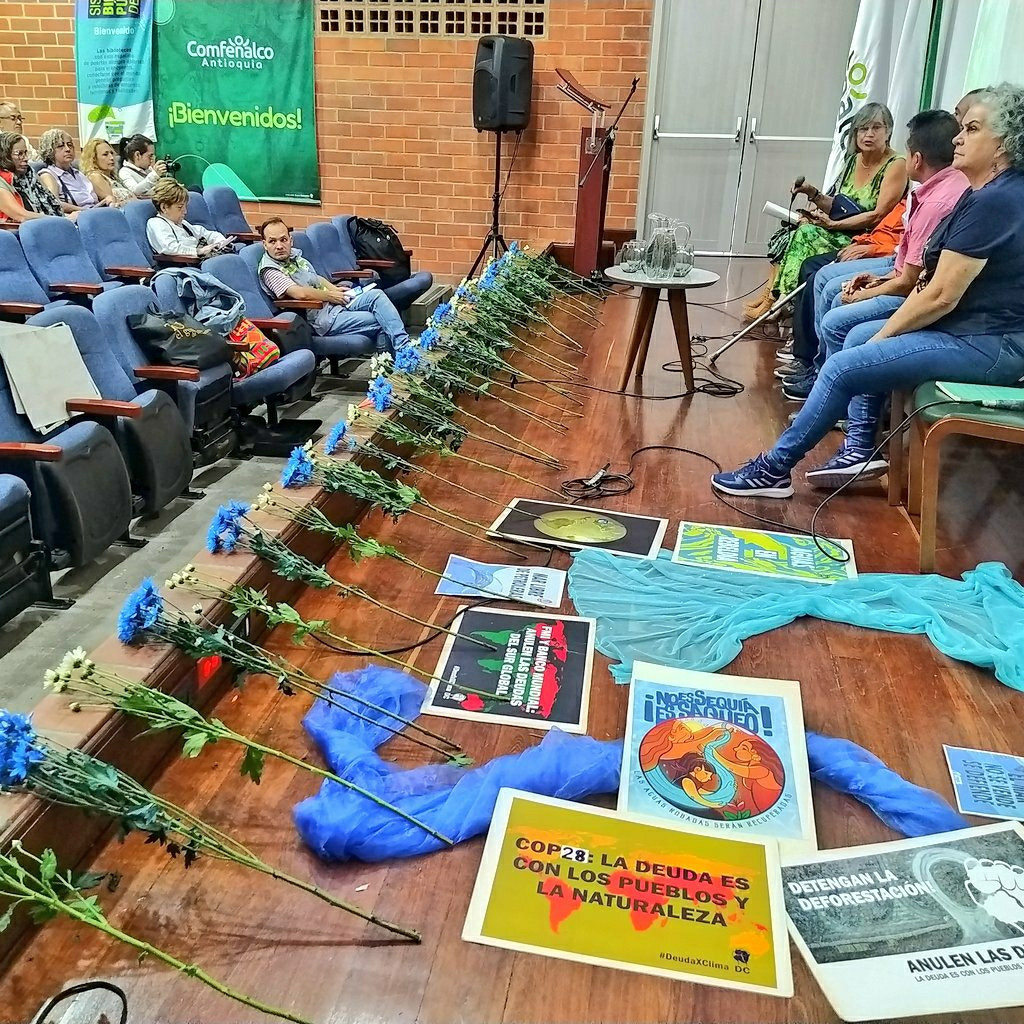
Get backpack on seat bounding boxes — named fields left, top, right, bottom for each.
left=351, top=217, right=412, bottom=289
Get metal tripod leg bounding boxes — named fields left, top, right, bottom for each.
left=708, top=281, right=806, bottom=365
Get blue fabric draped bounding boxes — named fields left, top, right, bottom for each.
left=293, top=666, right=622, bottom=862
left=806, top=732, right=967, bottom=837
left=567, top=550, right=1024, bottom=689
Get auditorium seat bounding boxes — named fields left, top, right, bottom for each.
left=27, top=305, right=196, bottom=514
left=334, top=215, right=433, bottom=311
left=0, top=359, right=134, bottom=571
left=203, top=186, right=260, bottom=241
left=91, top=285, right=237, bottom=465
left=184, top=191, right=219, bottom=234
left=0, top=473, right=57, bottom=624
left=0, top=231, right=67, bottom=320
left=18, top=217, right=119, bottom=303
left=151, top=271, right=320, bottom=457
left=211, top=248, right=377, bottom=373
left=304, top=222, right=375, bottom=285
left=122, top=199, right=201, bottom=268
left=77, top=208, right=155, bottom=284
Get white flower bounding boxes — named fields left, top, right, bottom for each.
left=192, top=603, right=203, bottom=615
left=43, top=669, right=58, bottom=689
left=166, top=577, right=177, bottom=589
left=262, top=482, right=273, bottom=492
left=184, top=563, right=195, bottom=573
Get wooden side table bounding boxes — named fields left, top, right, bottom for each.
left=604, top=264, right=720, bottom=393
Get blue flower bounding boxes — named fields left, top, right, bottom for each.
left=432, top=301, right=453, bottom=325
left=281, top=446, right=315, bottom=489
left=419, top=326, right=439, bottom=351
left=324, top=420, right=349, bottom=456
left=367, top=375, right=393, bottom=413
left=394, top=345, right=423, bottom=374
left=454, top=283, right=476, bottom=305
left=118, top=578, right=163, bottom=645
left=206, top=500, right=250, bottom=554
left=0, top=711, right=46, bottom=787
left=508, top=240, right=521, bottom=255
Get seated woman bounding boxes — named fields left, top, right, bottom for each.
left=38, top=128, right=106, bottom=213
left=713, top=83, right=1024, bottom=498
left=117, top=134, right=167, bottom=198
left=0, top=130, right=67, bottom=223
left=80, top=138, right=133, bottom=207
left=146, top=178, right=232, bottom=258
left=746, top=103, right=908, bottom=318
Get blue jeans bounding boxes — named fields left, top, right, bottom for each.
left=766, top=325, right=1024, bottom=471
left=819, top=293, right=905, bottom=365
left=812, top=256, right=894, bottom=342
left=314, top=287, right=409, bottom=353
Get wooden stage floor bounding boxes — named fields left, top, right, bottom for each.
left=4, top=261, right=1024, bottom=1024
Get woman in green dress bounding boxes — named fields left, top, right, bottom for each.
left=754, top=103, right=908, bottom=308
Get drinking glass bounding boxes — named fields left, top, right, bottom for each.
left=620, top=239, right=643, bottom=273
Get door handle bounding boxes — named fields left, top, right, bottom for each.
left=652, top=112, right=745, bottom=143
left=748, top=116, right=757, bottom=144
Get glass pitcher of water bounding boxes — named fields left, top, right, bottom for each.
left=672, top=221, right=694, bottom=277
left=643, top=214, right=677, bottom=278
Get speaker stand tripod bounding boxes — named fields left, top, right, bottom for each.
left=468, top=129, right=517, bottom=278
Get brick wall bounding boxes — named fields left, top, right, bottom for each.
left=0, top=0, right=652, bottom=281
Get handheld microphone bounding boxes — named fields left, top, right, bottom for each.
left=794, top=175, right=806, bottom=189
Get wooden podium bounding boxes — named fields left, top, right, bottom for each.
left=556, top=69, right=638, bottom=278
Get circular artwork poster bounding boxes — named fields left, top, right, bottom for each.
left=637, top=717, right=786, bottom=821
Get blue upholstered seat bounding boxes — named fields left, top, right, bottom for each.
left=18, top=217, right=120, bottom=299
left=27, top=304, right=194, bottom=512
left=77, top=207, right=154, bottom=283
left=0, top=231, right=59, bottom=312
left=204, top=186, right=256, bottom=237
left=185, top=191, right=218, bottom=233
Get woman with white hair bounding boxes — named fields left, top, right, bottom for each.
left=714, top=83, right=1024, bottom=497
left=38, top=128, right=106, bottom=213
left=746, top=102, right=909, bottom=318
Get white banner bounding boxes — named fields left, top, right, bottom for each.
left=824, top=0, right=932, bottom=189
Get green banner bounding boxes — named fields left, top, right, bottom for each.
left=153, top=0, right=319, bottom=203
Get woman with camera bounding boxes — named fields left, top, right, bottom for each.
left=117, top=134, right=168, bottom=198
left=147, top=177, right=233, bottom=258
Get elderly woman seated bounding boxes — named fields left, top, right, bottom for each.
left=146, top=177, right=232, bottom=258
left=713, top=82, right=1024, bottom=497
left=0, top=130, right=67, bottom=223
left=38, top=128, right=107, bottom=213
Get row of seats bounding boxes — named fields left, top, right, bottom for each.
left=0, top=187, right=433, bottom=627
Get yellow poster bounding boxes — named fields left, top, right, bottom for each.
left=463, top=789, right=793, bottom=996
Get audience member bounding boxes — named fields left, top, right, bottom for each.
left=713, top=83, right=1024, bottom=497
left=118, top=134, right=167, bottom=198
left=746, top=103, right=908, bottom=318
left=38, top=128, right=105, bottom=212
left=0, top=101, right=38, bottom=160
left=257, top=218, right=411, bottom=353
left=147, top=178, right=232, bottom=257
left=80, top=139, right=133, bottom=207
left=0, top=131, right=67, bottom=223
left=782, top=110, right=969, bottom=402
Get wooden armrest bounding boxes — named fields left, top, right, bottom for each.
left=249, top=317, right=290, bottom=331
left=356, top=259, right=395, bottom=270
left=106, top=265, right=152, bottom=281
left=155, top=254, right=201, bottom=266
left=0, top=301, right=44, bottom=316
left=0, top=222, right=19, bottom=231
left=134, top=364, right=201, bottom=382
left=225, top=339, right=248, bottom=351
left=331, top=269, right=375, bottom=281
left=50, top=282, right=103, bottom=296
left=275, top=298, right=323, bottom=310
left=0, top=441, right=62, bottom=462
left=232, top=231, right=260, bottom=242
left=404, top=249, right=413, bottom=257
left=66, top=398, right=143, bottom=419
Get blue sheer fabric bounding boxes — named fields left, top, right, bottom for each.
left=293, top=666, right=622, bottom=862
left=567, top=550, right=1024, bottom=689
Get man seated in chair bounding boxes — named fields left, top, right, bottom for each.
left=257, top=217, right=410, bottom=354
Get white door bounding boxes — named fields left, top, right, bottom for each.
left=640, top=0, right=761, bottom=254
left=640, top=0, right=861, bottom=256
left=732, top=0, right=861, bottom=254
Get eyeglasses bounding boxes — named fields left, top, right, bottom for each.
left=857, top=122, right=886, bottom=133
left=0, top=112, right=24, bottom=123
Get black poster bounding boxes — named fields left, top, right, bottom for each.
left=422, top=607, right=595, bottom=733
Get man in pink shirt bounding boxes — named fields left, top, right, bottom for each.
left=784, top=110, right=969, bottom=401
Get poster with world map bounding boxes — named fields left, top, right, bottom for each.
left=463, top=789, right=792, bottom=996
